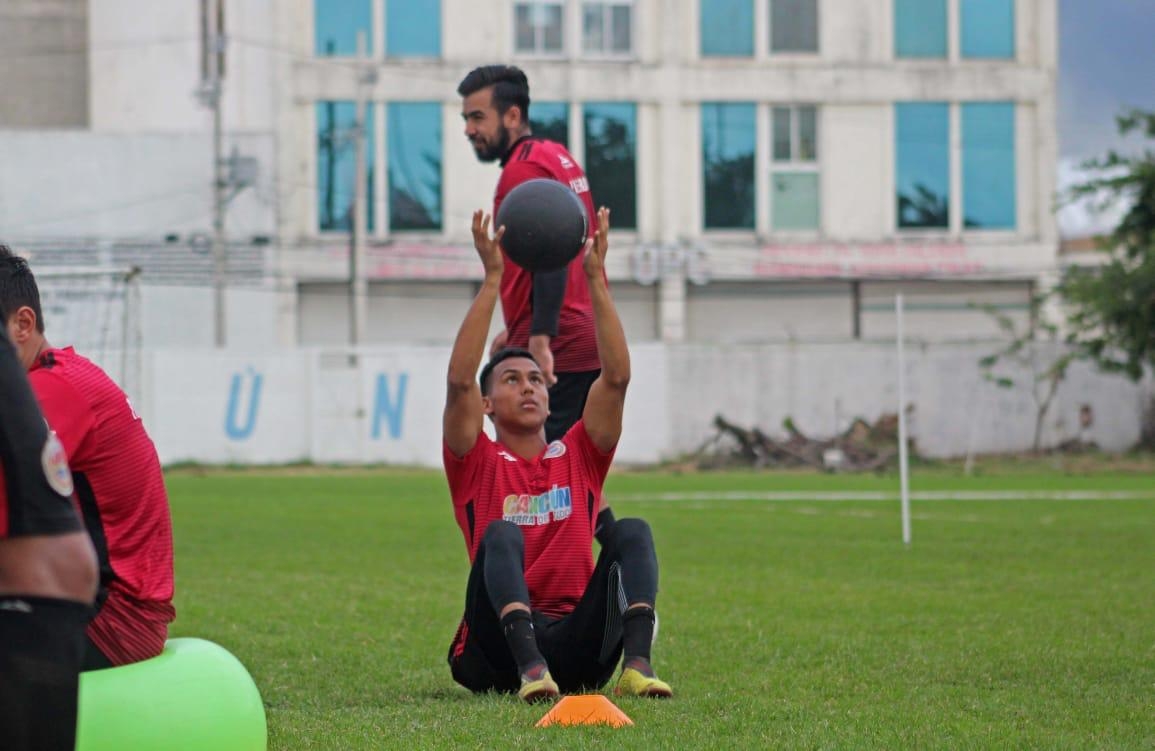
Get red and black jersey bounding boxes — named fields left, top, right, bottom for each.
left=29, top=347, right=174, bottom=666
left=443, top=420, right=615, bottom=619
left=494, top=137, right=601, bottom=373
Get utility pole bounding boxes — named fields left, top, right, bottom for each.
left=204, top=0, right=227, bottom=347
left=349, top=31, right=376, bottom=346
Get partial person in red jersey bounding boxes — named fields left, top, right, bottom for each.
left=0, top=245, right=174, bottom=671
left=442, top=208, right=671, bottom=702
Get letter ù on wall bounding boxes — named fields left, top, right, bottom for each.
left=225, top=368, right=264, bottom=441
left=371, top=372, right=409, bottom=440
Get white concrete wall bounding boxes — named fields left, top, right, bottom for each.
left=122, top=340, right=1148, bottom=468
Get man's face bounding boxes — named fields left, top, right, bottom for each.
left=461, top=87, right=512, bottom=163
left=483, top=357, right=549, bottom=429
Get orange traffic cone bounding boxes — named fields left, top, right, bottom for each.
left=536, top=694, right=634, bottom=728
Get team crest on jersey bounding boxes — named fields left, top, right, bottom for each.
left=41, top=430, right=74, bottom=498
left=543, top=441, right=566, bottom=459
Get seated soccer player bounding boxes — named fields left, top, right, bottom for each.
left=0, top=324, right=99, bottom=751
left=442, top=207, right=672, bottom=702
left=0, top=246, right=174, bottom=670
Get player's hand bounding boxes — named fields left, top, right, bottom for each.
left=583, top=207, right=610, bottom=280
left=528, top=334, right=557, bottom=387
left=471, top=210, right=505, bottom=280
left=489, top=329, right=509, bottom=357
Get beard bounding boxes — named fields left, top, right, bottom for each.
left=473, top=127, right=511, bottom=163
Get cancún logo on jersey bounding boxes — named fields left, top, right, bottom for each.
left=41, top=430, right=74, bottom=498
left=503, top=485, right=572, bottom=526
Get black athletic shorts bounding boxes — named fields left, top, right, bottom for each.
left=545, top=370, right=600, bottom=443
left=448, top=546, right=627, bottom=694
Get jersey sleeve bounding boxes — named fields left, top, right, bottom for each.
left=566, top=419, right=616, bottom=488
left=28, top=370, right=96, bottom=461
left=442, top=432, right=491, bottom=508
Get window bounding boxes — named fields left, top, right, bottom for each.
left=582, top=1, right=633, bottom=56
left=584, top=102, right=637, bottom=229
left=770, top=0, right=818, bottom=53
left=962, top=102, right=1015, bottom=228
left=701, top=0, right=753, bottom=57
left=771, top=105, right=819, bottom=231
left=514, top=1, right=564, bottom=54
left=530, top=102, right=569, bottom=148
left=895, top=103, right=949, bottom=229
left=702, top=103, right=756, bottom=229
left=894, top=0, right=946, bottom=58
left=316, top=102, right=375, bottom=232
left=960, top=0, right=1014, bottom=59
left=386, top=0, right=441, bottom=57
left=895, top=0, right=1015, bottom=59
left=315, top=0, right=372, bottom=56
left=387, top=102, right=442, bottom=231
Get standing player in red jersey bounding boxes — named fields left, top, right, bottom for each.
left=0, top=246, right=175, bottom=671
left=442, top=207, right=672, bottom=702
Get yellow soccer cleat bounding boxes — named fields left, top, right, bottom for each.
left=614, top=666, right=673, bottom=698
left=518, top=667, right=560, bottom=703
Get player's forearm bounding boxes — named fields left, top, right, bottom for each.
left=588, top=273, right=630, bottom=389
left=447, top=275, right=501, bottom=389
left=530, top=268, right=566, bottom=336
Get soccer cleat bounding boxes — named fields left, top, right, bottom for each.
left=518, top=665, right=560, bottom=703
left=614, top=666, right=673, bottom=698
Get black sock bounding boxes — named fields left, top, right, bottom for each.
left=500, top=610, right=545, bottom=676
left=0, top=595, right=92, bottom=751
left=622, top=605, right=655, bottom=667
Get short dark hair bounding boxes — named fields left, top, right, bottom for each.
left=457, top=65, right=531, bottom=123
left=0, top=245, right=45, bottom=333
left=479, top=347, right=538, bottom=395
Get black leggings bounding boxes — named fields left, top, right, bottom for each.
left=448, top=517, right=658, bottom=694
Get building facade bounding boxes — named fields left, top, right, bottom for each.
left=16, top=0, right=1058, bottom=349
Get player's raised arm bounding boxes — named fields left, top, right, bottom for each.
left=444, top=211, right=505, bottom=457
left=580, top=207, right=630, bottom=453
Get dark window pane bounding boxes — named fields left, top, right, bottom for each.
left=387, top=0, right=441, bottom=57
left=515, top=5, right=535, bottom=51
left=770, top=0, right=818, bottom=53
left=797, top=106, right=817, bottom=161
left=701, top=0, right=754, bottom=56
left=530, top=101, right=569, bottom=148
left=772, top=107, right=792, bottom=161
left=611, top=5, right=632, bottom=53
left=542, top=4, right=564, bottom=52
left=584, top=102, right=637, bottom=229
left=962, top=102, right=1015, bottom=228
left=388, top=102, right=442, bottom=231
left=894, top=0, right=947, bottom=58
left=702, top=103, right=756, bottom=229
left=582, top=4, right=604, bottom=52
left=895, top=102, right=950, bottom=229
left=317, top=101, right=375, bottom=231
left=960, top=0, right=1015, bottom=58
left=315, top=0, right=372, bottom=56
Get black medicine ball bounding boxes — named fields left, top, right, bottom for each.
left=495, top=178, right=588, bottom=272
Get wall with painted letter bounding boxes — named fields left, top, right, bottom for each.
left=136, top=342, right=1150, bottom=468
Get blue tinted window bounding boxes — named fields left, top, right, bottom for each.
left=387, top=0, right=441, bottom=57
left=531, top=102, right=569, bottom=148
left=584, top=102, right=637, bottom=229
left=702, top=103, right=756, bottom=229
left=960, top=0, right=1014, bottom=58
left=387, top=102, right=442, bottom=231
left=962, top=102, right=1015, bottom=229
left=315, top=0, right=372, bottom=56
left=317, top=102, right=375, bottom=232
left=701, top=0, right=754, bottom=57
left=894, top=0, right=946, bottom=58
left=895, top=103, right=950, bottom=229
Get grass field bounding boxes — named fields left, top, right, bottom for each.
left=167, top=461, right=1155, bottom=750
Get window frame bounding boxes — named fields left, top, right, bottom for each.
left=580, top=0, right=636, bottom=59
left=893, top=0, right=1017, bottom=62
left=512, top=0, right=567, bottom=57
left=767, top=0, right=820, bottom=56
left=767, top=104, right=821, bottom=235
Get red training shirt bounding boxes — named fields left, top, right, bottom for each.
left=443, top=420, right=615, bottom=620
left=29, top=347, right=175, bottom=666
left=494, top=137, right=601, bottom=373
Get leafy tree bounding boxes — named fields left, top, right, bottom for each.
left=1057, top=109, right=1155, bottom=382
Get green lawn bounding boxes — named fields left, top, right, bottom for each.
left=167, top=465, right=1155, bottom=750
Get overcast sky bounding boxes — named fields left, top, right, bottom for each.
left=1058, top=0, right=1155, bottom=162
